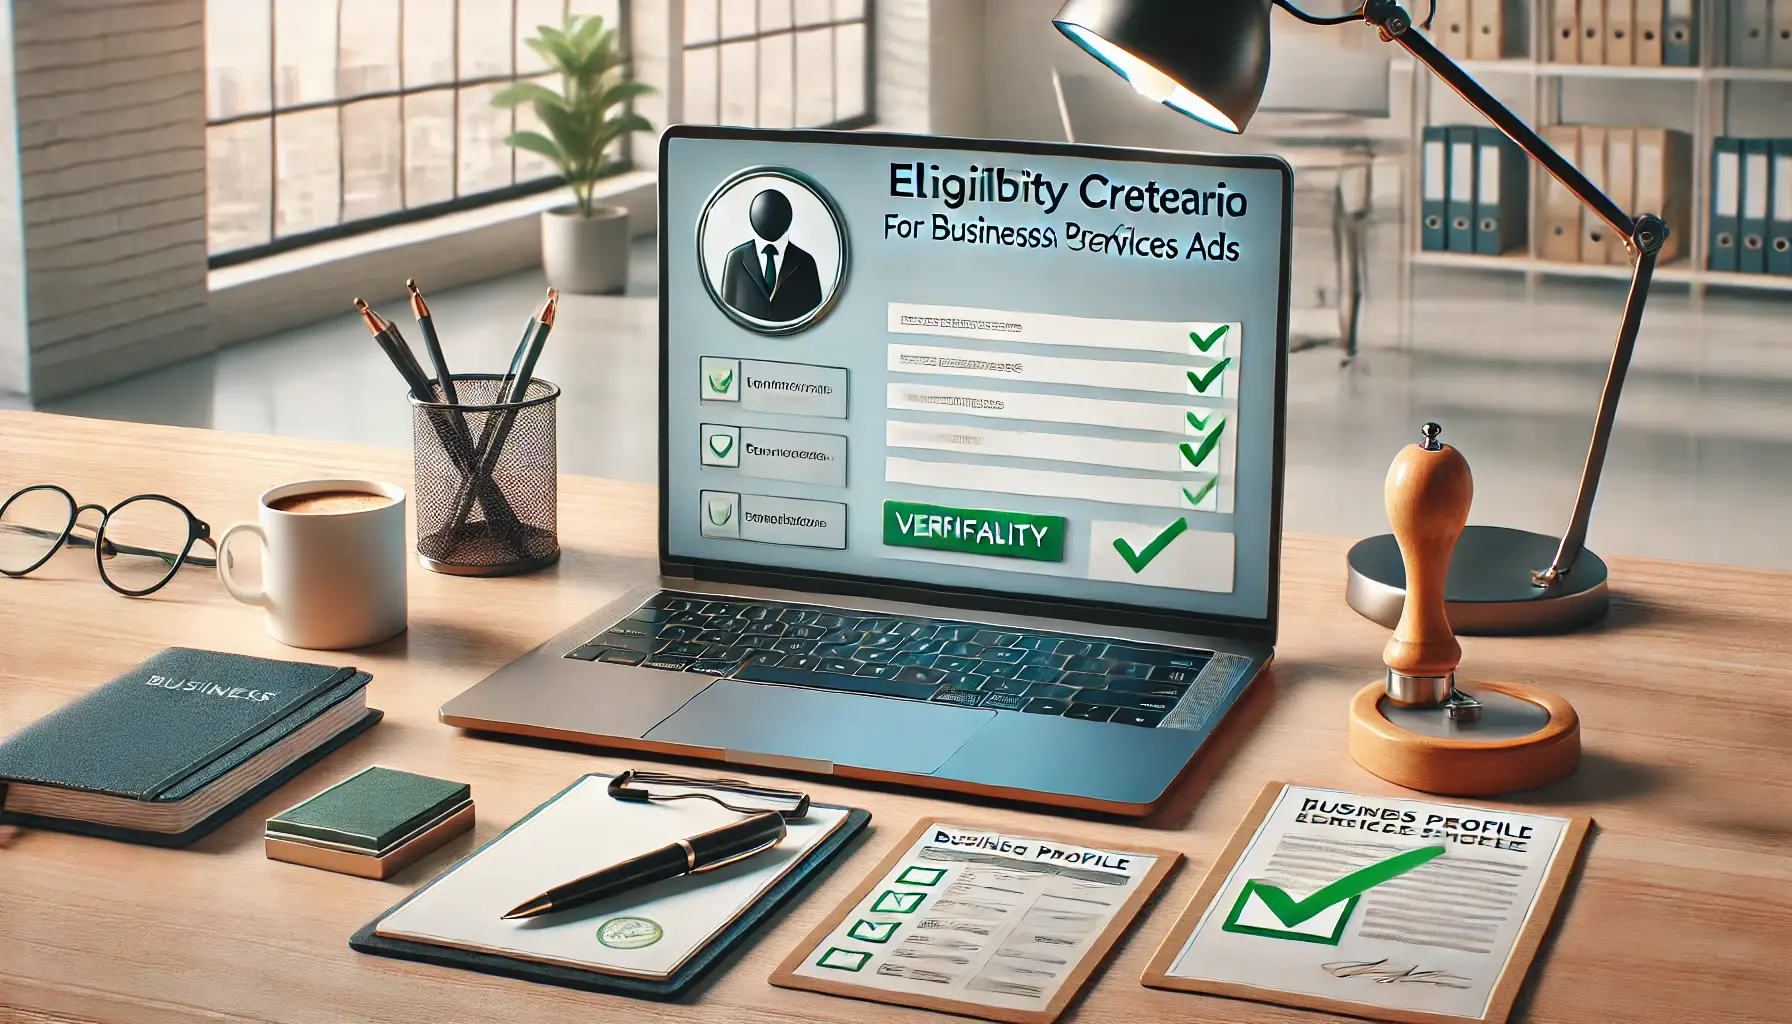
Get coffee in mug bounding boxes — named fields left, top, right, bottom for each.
left=218, top=479, right=407, bottom=650
left=267, top=490, right=398, bottom=515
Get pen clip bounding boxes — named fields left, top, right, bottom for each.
left=691, top=834, right=783, bottom=874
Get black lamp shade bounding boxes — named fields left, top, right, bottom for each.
left=1053, top=0, right=1274, bottom=133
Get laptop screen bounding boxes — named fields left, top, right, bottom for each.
left=660, top=127, right=1290, bottom=628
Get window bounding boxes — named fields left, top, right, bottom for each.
left=682, top=0, right=871, bottom=131
left=205, top=0, right=629, bottom=265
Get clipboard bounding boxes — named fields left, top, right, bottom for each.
left=1141, top=781, right=1592, bottom=1024
left=351, top=772, right=869, bottom=1000
left=772, top=818, right=1180, bottom=1024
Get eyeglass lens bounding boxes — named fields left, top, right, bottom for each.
left=98, top=496, right=194, bottom=594
left=0, top=486, right=74, bottom=574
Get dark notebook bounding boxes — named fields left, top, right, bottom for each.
left=0, top=648, right=381, bottom=845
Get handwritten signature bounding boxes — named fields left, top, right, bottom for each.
left=1322, top=959, right=1472, bottom=988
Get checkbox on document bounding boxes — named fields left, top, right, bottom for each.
left=848, top=919, right=900, bottom=943
left=871, top=889, right=927, bottom=914
left=817, top=946, right=873, bottom=971
left=896, top=866, right=947, bottom=887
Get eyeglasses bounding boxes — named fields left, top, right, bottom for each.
left=607, top=769, right=812, bottom=821
left=0, top=484, right=218, bottom=597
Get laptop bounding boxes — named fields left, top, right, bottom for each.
left=442, top=126, right=1292, bottom=816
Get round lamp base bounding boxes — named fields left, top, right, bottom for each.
left=1348, top=679, right=1580, bottom=796
left=1346, top=525, right=1610, bottom=636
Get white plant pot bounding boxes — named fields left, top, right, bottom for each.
left=541, top=203, right=630, bottom=295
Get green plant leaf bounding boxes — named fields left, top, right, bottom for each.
left=598, top=80, right=655, bottom=109
left=503, top=130, right=565, bottom=164
left=490, top=82, right=568, bottom=110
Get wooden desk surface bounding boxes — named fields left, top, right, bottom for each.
left=2, top=410, right=1788, bottom=1024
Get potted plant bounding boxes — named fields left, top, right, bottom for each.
left=493, top=14, right=653, bottom=295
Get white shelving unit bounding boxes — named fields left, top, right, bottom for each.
left=1406, top=1, right=1792, bottom=295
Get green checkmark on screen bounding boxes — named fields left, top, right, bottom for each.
left=1183, top=478, right=1218, bottom=507
left=708, top=433, right=734, bottom=458
left=1112, top=517, right=1188, bottom=574
left=707, top=502, right=734, bottom=526
left=1187, top=358, right=1232, bottom=394
left=1187, top=410, right=1217, bottom=432
left=1222, top=845, right=1446, bottom=943
left=1178, top=419, right=1226, bottom=470
left=708, top=369, right=734, bottom=392
left=1189, top=324, right=1229, bottom=353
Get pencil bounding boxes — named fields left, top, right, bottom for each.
left=406, top=278, right=459, bottom=406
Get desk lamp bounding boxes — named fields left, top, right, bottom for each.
left=1055, top=0, right=1667, bottom=635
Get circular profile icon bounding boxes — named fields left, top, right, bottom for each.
left=697, top=167, right=847, bottom=335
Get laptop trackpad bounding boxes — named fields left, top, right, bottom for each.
left=644, top=681, right=993, bottom=775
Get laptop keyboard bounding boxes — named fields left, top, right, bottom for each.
left=563, top=590, right=1235, bottom=729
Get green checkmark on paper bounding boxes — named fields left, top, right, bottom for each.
left=1189, top=324, right=1229, bottom=353
left=1222, top=845, right=1446, bottom=944
left=708, top=433, right=735, bottom=458
left=1112, top=517, right=1189, bottom=574
left=708, top=369, right=735, bottom=392
left=1179, top=419, right=1226, bottom=470
left=1183, top=478, right=1218, bottom=507
left=1187, top=358, right=1232, bottom=394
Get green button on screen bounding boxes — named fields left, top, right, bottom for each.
left=883, top=501, right=1066, bottom=562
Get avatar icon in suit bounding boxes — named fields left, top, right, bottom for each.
left=718, top=189, right=824, bottom=323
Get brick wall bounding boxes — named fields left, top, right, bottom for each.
left=9, top=0, right=209, bottom=402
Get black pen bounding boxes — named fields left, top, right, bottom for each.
left=356, top=298, right=524, bottom=548
left=446, top=290, right=557, bottom=535
left=406, top=278, right=458, bottom=406
left=501, top=810, right=787, bottom=920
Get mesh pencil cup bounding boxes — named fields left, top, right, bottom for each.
left=410, top=374, right=560, bottom=576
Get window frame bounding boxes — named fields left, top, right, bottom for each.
left=206, top=0, right=636, bottom=269
left=679, top=1, right=875, bottom=134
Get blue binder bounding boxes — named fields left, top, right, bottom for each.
left=1446, top=126, right=1479, bottom=253
left=1741, top=138, right=1773, bottom=274
left=1663, top=0, right=1697, bottom=66
left=1710, top=137, right=1741, bottom=272
left=1422, top=126, right=1449, bottom=252
left=1474, top=127, right=1528, bottom=255
left=1771, top=139, right=1792, bottom=276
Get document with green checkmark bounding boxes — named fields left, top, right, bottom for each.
left=1147, top=783, right=1590, bottom=1023
left=780, top=819, right=1181, bottom=1021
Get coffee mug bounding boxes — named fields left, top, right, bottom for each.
left=218, top=479, right=408, bottom=650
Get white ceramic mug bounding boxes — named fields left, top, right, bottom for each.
left=218, top=479, right=408, bottom=650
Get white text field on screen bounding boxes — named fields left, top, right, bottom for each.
left=888, top=302, right=1237, bottom=358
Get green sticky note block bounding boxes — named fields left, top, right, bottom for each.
left=266, top=766, right=468, bottom=855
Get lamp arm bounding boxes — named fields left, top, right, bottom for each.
left=1271, top=0, right=1374, bottom=27
left=1351, top=0, right=1671, bottom=585
left=1360, top=0, right=1638, bottom=243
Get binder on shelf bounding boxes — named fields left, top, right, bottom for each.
left=1578, top=126, right=1611, bottom=263
left=1474, top=127, right=1528, bottom=255
left=1447, top=126, right=1480, bottom=253
left=1606, top=0, right=1635, bottom=64
left=1553, top=0, right=1581, bottom=61
left=1664, top=0, right=1698, bottom=66
left=1772, top=0, right=1792, bottom=67
left=1470, top=0, right=1515, bottom=59
left=1634, top=128, right=1692, bottom=264
left=1605, top=128, right=1636, bottom=263
left=1741, top=138, right=1773, bottom=274
left=1734, top=0, right=1771, bottom=66
left=1634, top=0, right=1665, bottom=64
left=1710, top=137, right=1742, bottom=272
left=1771, top=139, right=1792, bottom=275
left=1422, top=126, right=1450, bottom=252
left=1540, top=125, right=1585, bottom=263
left=1437, top=0, right=1473, bottom=57
left=1579, top=0, right=1606, bottom=63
